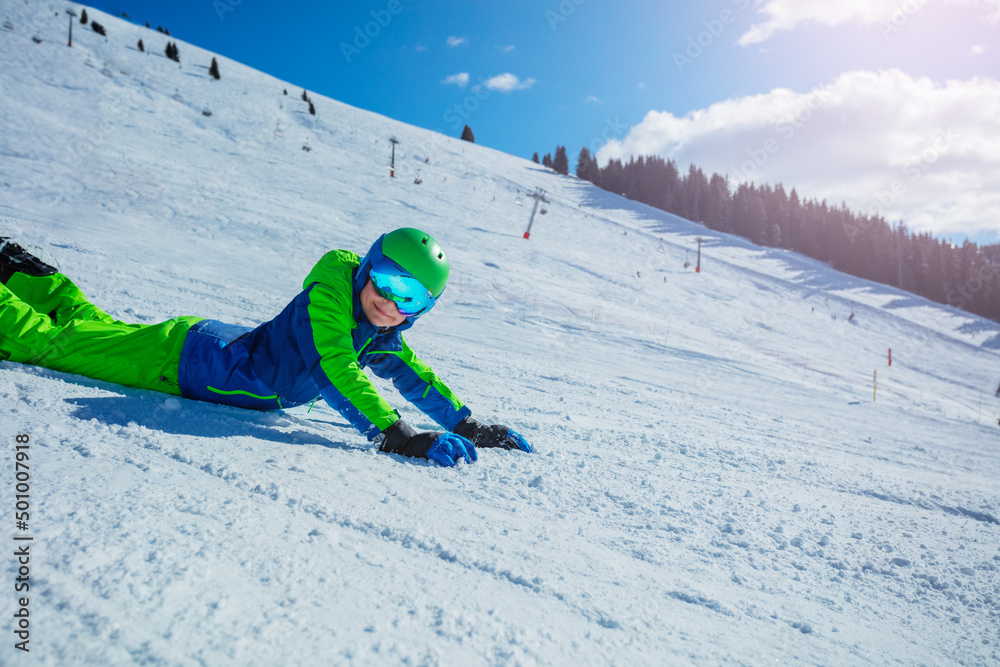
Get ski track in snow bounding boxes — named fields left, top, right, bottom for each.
left=1, top=2, right=999, bottom=665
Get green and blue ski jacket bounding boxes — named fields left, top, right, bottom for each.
left=178, top=250, right=470, bottom=439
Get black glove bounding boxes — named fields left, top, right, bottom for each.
left=377, top=419, right=476, bottom=466
left=454, top=416, right=532, bottom=452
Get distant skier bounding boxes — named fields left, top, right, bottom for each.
left=0, top=231, right=531, bottom=466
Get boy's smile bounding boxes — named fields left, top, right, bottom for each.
left=360, top=279, right=406, bottom=327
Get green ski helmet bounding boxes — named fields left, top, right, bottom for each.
left=362, top=228, right=449, bottom=318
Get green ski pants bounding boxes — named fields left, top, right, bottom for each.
left=0, top=272, right=203, bottom=395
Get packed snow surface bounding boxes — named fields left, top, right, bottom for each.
left=1, top=2, right=998, bottom=664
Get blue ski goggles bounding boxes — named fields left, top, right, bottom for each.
left=369, top=266, right=437, bottom=317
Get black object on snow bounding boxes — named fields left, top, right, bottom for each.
left=0, top=238, right=58, bottom=284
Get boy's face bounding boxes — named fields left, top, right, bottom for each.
left=360, top=279, right=407, bottom=327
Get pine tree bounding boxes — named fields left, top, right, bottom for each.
left=209, top=57, right=220, bottom=80
left=532, top=152, right=539, bottom=164
left=308, top=100, right=316, bottom=115
left=587, top=161, right=601, bottom=186
left=705, top=173, right=731, bottom=232
left=768, top=223, right=782, bottom=248
left=768, top=183, right=790, bottom=248
left=586, top=155, right=601, bottom=185
left=302, top=90, right=309, bottom=102
left=91, top=22, right=106, bottom=36
left=553, top=146, right=569, bottom=175
left=622, top=156, right=641, bottom=200
left=165, top=28, right=171, bottom=36
left=786, top=188, right=802, bottom=253
left=460, top=125, right=475, bottom=143
left=575, top=147, right=592, bottom=179
left=80, top=9, right=88, bottom=24
left=748, top=189, right=769, bottom=245
left=601, top=159, right=625, bottom=194
left=684, top=164, right=709, bottom=221
left=137, top=39, right=144, bottom=52
left=542, top=153, right=552, bottom=168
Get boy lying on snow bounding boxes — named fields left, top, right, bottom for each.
left=0, top=229, right=531, bottom=466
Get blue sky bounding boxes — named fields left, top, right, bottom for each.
left=83, top=0, right=1000, bottom=243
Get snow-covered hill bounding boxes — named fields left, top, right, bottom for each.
left=2, top=2, right=998, bottom=664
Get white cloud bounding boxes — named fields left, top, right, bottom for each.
left=482, top=73, right=536, bottom=92
left=596, top=69, right=1000, bottom=239
left=415, top=43, right=428, bottom=52
left=446, top=36, right=468, bottom=48
left=498, top=45, right=515, bottom=53
left=739, top=0, right=1000, bottom=45
left=638, top=81, right=647, bottom=90
left=970, top=44, right=987, bottom=55
left=442, top=73, right=470, bottom=87
left=585, top=95, right=606, bottom=104
left=739, top=0, right=898, bottom=45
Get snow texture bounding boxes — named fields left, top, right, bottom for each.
left=1, top=2, right=999, bottom=664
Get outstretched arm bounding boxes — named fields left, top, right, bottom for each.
left=367, top=338, right=531, bottom=453
left=304, top=284, right=476, bottom=465
left=365, top=336, right=471, bottom=431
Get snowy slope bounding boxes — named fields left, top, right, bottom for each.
left=1, top=2, right=999, bottom=664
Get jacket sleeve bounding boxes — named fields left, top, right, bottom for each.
left=366, top=336, right=471, bottom=431
left=304, top=283, right=400, bottom=440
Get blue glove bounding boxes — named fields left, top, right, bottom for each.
left=454, top=417, right=532, bottom=453
left=504, top=429, right=532, bottom=453
left=377, top=420, right=477, bottom=466
left=425, top=433, right=477, bottom=467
